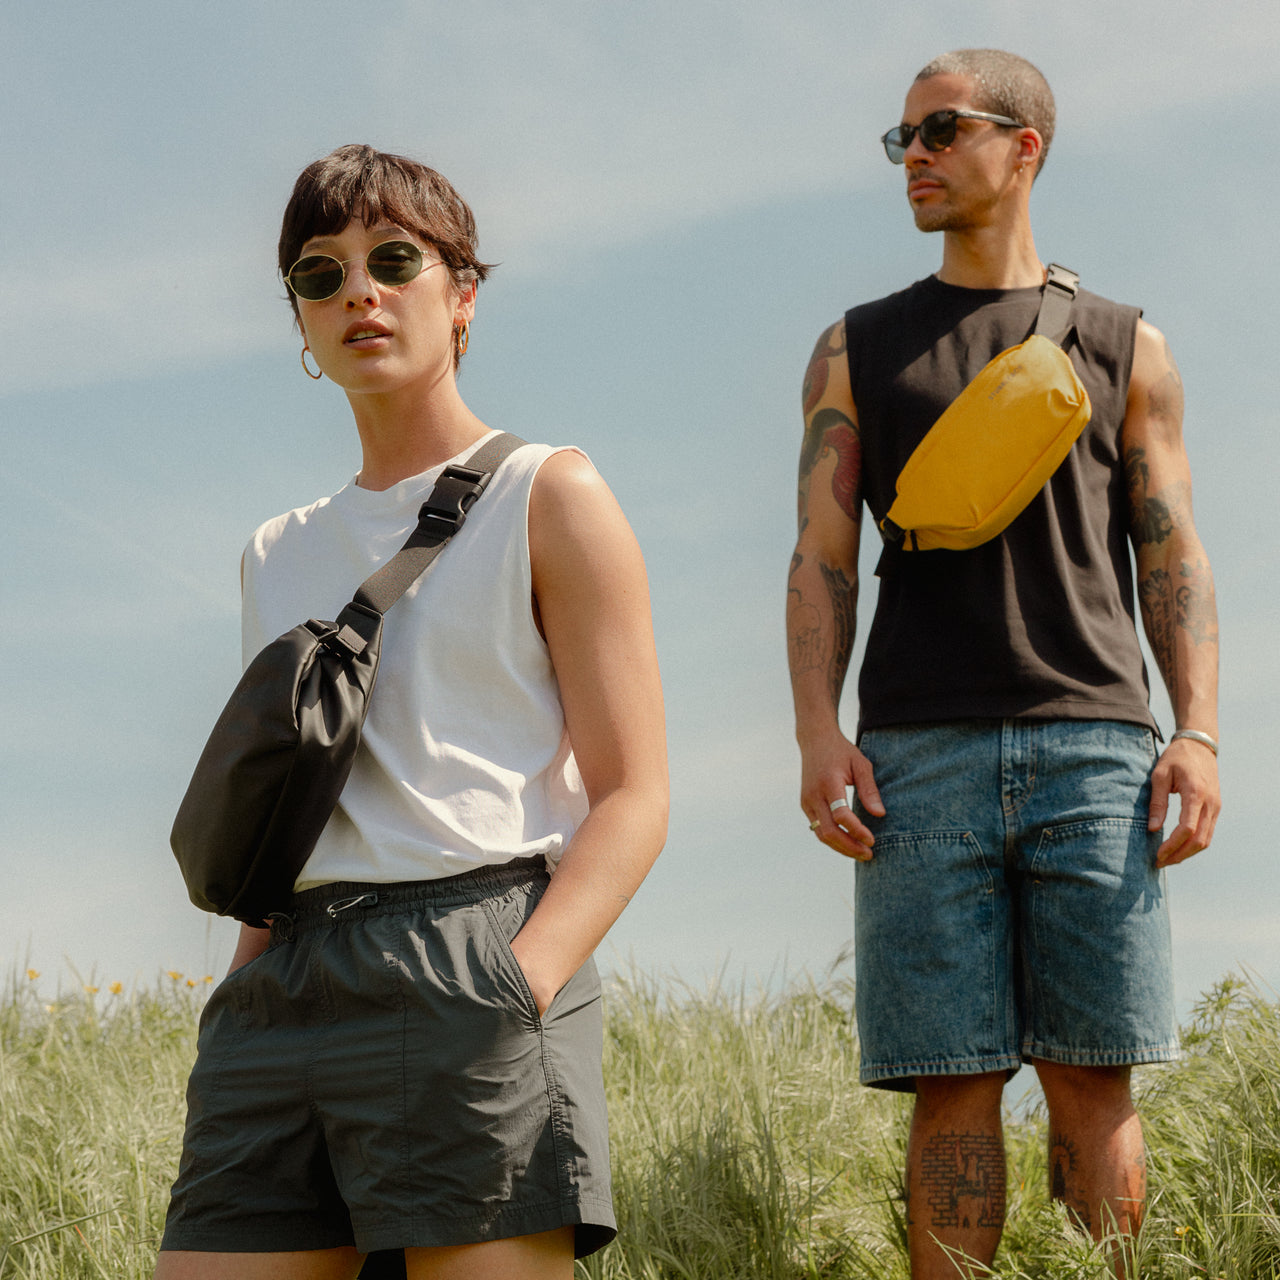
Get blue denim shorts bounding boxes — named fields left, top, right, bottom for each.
left=853, top=719, right=1178, bottom=1091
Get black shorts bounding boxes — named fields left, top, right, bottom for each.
left=161, top=858, right=615, bottom=1257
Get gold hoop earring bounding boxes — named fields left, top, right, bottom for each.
left=301, top=346, right=323, bottom=380
left=454, top=322, right=470, bottom=357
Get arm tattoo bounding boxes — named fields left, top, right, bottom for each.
left=786, top=554, right=856, bottom=706
left=801, top=322, right=847, bottom=415
left=798, top=410, right=862, bottom=526
left=1176, top=557, right=1218, bottom=645
left=819, top=562, right=856, bottom=706
left=1138, top=567, right=1178, bottom=694
left=1124, top=447, right=1175, bottom=548
left=1125, top=338, right=1190, bottom=549
left=802, top=348, right=829, bottom=415
left=1138, top=557, right=1218, bottom=697
left=1129, top=439, right=1218, bottom=691
left=787, top=554, right=823, bottom=675
left=920, top=1132, right=1005, bottom=1230
left=786, top=577, right=829, bottom=679
left=1146, top=337, right=1184, bottom=429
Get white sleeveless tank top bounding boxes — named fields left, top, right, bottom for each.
left=240, top=432, right=588, bottom=888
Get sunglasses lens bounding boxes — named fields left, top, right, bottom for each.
left=367, top=241, right=424, bottom=286
left=882, top=127, right=909, bottom=164
left=288, top=255, right=343, bottom=301
left=918, top=111, right=958, bottom=152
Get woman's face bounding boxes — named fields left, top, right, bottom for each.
left=291, top=219, right=472, bottom=397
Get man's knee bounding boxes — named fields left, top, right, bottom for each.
left=913, top=1071, right=1007, bottom=1120
left=1035, top=1061, right=1133, bottom=1117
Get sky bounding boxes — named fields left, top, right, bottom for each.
left=3, top=1, right=1278, bottom=1042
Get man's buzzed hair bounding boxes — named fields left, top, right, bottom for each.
left=916, top=49, right=1055, bottom=174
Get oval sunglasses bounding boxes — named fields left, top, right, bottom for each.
left=284, top=240, right=442, bottom=302
left=881, top=108, right=1022, bottom=164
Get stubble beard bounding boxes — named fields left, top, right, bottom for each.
left=911, top=198, right=970, bottom=234
left=910, top=176, right=1006, bottom=234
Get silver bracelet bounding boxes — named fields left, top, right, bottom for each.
left=1170, top=729, right=1218, bottom=756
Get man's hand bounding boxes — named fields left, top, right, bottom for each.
left=1149, top=736, right=1220, bottom=867
left=800, top=730, right=886, bottom=860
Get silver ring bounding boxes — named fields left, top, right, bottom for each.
left=830, top=797, right=850, bottom=812
left=808, top=818, right=821, bottom=831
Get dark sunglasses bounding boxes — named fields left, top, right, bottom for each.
left=881, top=109, right=1022, bottom=164
left=284, top=240, right=439, bottom=302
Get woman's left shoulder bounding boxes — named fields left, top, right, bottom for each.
left=530, top=446, right=625, bottom=521
left=529, top=445, right=600, bottom=499
left=528, top=448, right=636, bottom=567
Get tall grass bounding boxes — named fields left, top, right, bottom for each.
left=1, top=965, right=1277, bottom=1278
left=586, top=966, right=903, bottom=1279
left=0, top=968, right=206, bottom=1278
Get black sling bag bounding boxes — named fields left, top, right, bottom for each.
left=170, top=432, right=526, bottom=926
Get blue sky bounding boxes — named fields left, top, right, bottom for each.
left=3, top=1, right=1277, bottom=1028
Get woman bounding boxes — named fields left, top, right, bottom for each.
left=156, top=145, right=668, bottom=1280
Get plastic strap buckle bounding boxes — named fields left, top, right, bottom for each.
left=416, top=464, right=492, bottom=539
left=1034, top=263, right=1080, bottom=346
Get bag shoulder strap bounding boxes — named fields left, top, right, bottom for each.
left=1033, top=263, right=1079, bottom=347
left=352, top=432, right=527, bottom=618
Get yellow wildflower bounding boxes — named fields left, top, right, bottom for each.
left=109, top=981, right=123, bottom=995
left=186, top=979, right=197, bottom=988
left=26, top=969, right=39, bottom=981
left=167, top=970, right=182, bottom=981
left=84, top=985, right=99, bottom=995
left=203, top=975, right=214, bottom=984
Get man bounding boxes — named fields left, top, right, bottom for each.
left=786, top=49, right=1219, bottom=1278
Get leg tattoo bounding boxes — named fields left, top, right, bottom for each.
left=921, top=1132, right=1006, bottom=1231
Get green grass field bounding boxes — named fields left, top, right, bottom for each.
left=2, top=965, right=1277, bottom=1278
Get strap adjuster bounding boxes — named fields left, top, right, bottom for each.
left=416, top=465, right=492, bottom=539
left=879, top=515, right=905, bottom=546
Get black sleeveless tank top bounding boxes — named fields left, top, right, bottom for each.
left=845, top=274, right=1157, bottom=734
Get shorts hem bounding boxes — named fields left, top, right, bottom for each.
left=160, top=1225, right=354, bottom=1253
left=163, top=1202, right=618, bottom=1261
left=356, top=1197, right=617, bottom=1259
left=1021, top=1041, right=1181, bottom=1068
left=860, top=1053, right=1022, bottom=1092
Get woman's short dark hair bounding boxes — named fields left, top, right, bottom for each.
left=915, top=49, right=1055, bottom=175
left=278, top=144, right=495, bottom=345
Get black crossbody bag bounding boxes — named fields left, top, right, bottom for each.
left=171, top=432, right=526, bottom=926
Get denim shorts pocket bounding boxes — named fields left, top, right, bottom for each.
left=855, top=829, right=1014, bottom=1073
left=1022, top=816, right=1172, bottom=1053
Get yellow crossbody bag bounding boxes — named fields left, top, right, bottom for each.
left=879, top=264, right=1091, bottom=556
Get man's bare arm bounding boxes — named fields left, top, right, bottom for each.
left=1123, top=319, right=1220, bottom=866
left=788, top=319, right=884, bottom=857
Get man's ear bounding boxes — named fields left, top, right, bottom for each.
left=1017, top=127, right=1043, bottom=171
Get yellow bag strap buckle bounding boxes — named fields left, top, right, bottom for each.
left=1035, top=263, right=1080, bottom=346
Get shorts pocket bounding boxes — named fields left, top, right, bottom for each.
left=1023, top=817, right=1170, bottom=1047
left=479, top=879, right=548, bottom=1025
left=855, top=830, right=1010, bottom=1065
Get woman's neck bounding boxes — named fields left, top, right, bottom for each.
left=348, top=381, right=491, bottom=491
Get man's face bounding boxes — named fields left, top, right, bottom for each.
left=897, top=73, right=1024, bottom=234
